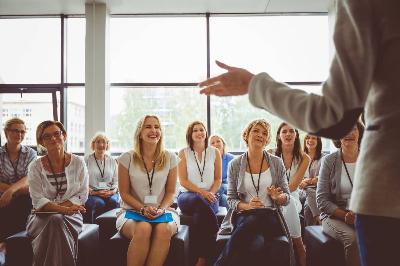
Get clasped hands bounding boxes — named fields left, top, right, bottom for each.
left=198, top=190, right=218, bottom=203
left=141, top=206, right=165, bottom=219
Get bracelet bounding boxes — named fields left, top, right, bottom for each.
left=140, top=205, right=147, bottom=215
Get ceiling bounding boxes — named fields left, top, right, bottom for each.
left=0, top=0, right=331, bottom=16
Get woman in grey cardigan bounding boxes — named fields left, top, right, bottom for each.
left=27, top=121, right=88, bottom=266
left=216, top=119, right=290, bottom=266
left=316, top=121, right=364, bottom=266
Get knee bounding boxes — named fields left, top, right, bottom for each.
left=108, top=197, right=120, bottom=208
left=48, top=214, right=65, bottom=227
left=133, top=222, right=152, bottom=241
left=153, top=223, right=174, bottom=241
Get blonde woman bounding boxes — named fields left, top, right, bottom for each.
left=177, top=121, right=222, bottom=266
left=84, top=133, right=119, bottom=223
left=0, top=118, right=36, bottom=251
left=27, top=120, right=88, bottom=266
left=116, top=115, right=179, bottom=266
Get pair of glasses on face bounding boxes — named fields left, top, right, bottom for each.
left=8, top=129, right=26, bottom=135
left=41, top=131, right=63, bottom=141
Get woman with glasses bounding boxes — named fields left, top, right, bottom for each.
left=84, top=132, right=119, bottom=223
left=26, top=120, right=88, bottom=266
left=0, top=118, right=36, bottom=253
left=317, top=121, right=364, bottom=266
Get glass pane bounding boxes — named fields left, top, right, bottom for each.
left=66, top=18, right=85, bottom=83
left=66, top=87, right=85, bottom=153
left=109, top=86, right=207, bottom=152
left=0, top=18, right=61, bottom=83
left=110, top=17, right=206, bottom=83
left=211, top=84, right=330, bottom=152
left=0, top=92, right=59, bottom=146
left=210, top=15, right=330, bottom=82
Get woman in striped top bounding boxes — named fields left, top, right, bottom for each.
left=26, top=120, right=88, bottom=266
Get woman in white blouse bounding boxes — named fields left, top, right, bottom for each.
left=117, top=115, right=179, bottom=266
left=177, top=121, right=222, bottom=266
left=27, top=120, right=88, bottom=266
left=84, top=132, right=119, bottom=223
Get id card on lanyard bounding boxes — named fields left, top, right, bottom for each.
left=142, top=156, right=157, bottom=205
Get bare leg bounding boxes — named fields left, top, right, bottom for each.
left=195, top=257, right=206, bottom=266
left=146, top=222, right=177, bottom=266
left=121, top=221, right=152, bottom=266
left=292, top=237, right=306, bottom=266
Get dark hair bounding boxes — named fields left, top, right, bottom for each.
left=275, top=122, right=302, bottom=163
left=304, top=134, right=323, bottom=160
left=185, top=121, right=208, bottom=150
left=36, top=120, right=67, bottom=153
left=333, top=120, right=365, bottom=148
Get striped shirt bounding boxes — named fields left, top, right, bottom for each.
left=0, top=144, right=37, bottom=185
left=46, top=172, right=68, bottom=199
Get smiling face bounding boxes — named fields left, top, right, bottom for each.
left=340, top=125, right=359, bottom=148
left=248, top=124, right=269, bottom=149
left=93, top=136, right=108, bottom=154
left=140, top=117, right=161, bottom=145
left=210, top=136, right=224, bottom=155
left=305, top=134, right=318, bottom=151
left=191, top=124, right=207, bottom=144
left=5, top=123, right=26, bottom=146
left=279, top=124, right=297, bottom=146
left=40, top=124, right=66, bottom=152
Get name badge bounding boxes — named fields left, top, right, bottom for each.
left=98, top=182, right=107, bottom=189
left=144, top=195, right=157, bottom=204
left=197, top=181, right=207, bottom=189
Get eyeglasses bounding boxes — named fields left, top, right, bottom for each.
left=42, top=131, right=63, bottom=141
left=7, top=129, right=26, bottom=135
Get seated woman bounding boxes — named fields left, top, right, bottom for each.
left=216, top=119, right=290, bottom=266
left=0, top=118, right=36, bottom=252
left=26, top=120, right=88, bottom=266
left=271, top=122, right=309, bottom=266
left=209, top=134, right=235, bottom=208
left=84, top=132, right=119, bottom=223
left=299, top=134, right=325, bottom=225
left=177, top=121, right=222, bottom=266
left=317, top=121, right=364, bottom=266
left=116, top=115, right=179, bottom=266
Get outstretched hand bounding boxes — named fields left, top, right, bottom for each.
left=199, top=61, right=254, bottom=96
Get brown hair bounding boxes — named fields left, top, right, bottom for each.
left=303, top=134, right=323, bottom=160
left=242, top=119, right=271, bottom=147
left=36, top=120, right=67, bottom=153
left=185, top=121, right=208, bottom=150
left=333, top=120, right=365, bottom=148
left=275, top=122, right=302, bottom=163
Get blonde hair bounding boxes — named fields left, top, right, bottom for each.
left=132, top=115, right=167, bottom=171
left=242, top=119, right=271, bottom=147
left=4, top=117, right=26, bottom=137
left=90, top=132, right=110, bottom=151
left=36, top=120, right=67, bottom=153
left=209, top=134, right=227, bottom=155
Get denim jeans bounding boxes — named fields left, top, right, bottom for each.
left=177, top=191, right=219, bottom=260
left=84, top=193, right=120, bottom=223
left=218, top=183, right=228, bottom=208
left=215, top=210, right=286, bottom=266
left=355, top=214, right=400, bottom=266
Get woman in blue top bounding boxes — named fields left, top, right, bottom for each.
left=210, top=134, right=234, bottom=208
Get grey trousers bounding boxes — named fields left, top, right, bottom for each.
left=322, top=217, right=361, bottom=266
left=300, top=188, right=321, bottom=225
left=26, top=213, right=83, bottom=266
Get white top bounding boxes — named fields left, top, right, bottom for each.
left=243, top=169, right=273, bottom=207
left=118, top=150, right=179, bottom=209
left=180, top=146, right=217, bottom=192
left=84, top=153, right=118, bottom=189
left=28, top=154, right=89, bottom=210
left=340, top=162, right=356, bottom=206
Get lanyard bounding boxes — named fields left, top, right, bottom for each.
left=93, top=153, right=106, bottom=179
left=340, top=152, right=353, bottom=187
left=192, top=148, right=207, bottom=182
left=142, top=156, right=156, bottom=195
left=5, top=143, right=22, bottom=179
left=246, top=152, right=265, bottom=197
left=47, top=153, right=66, bottom=198
left=281, top=154, right=293, bottom=182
